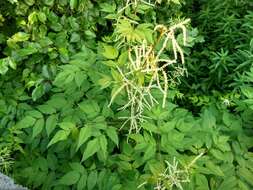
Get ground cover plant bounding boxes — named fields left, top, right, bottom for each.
left=0, top=0, right=253, bottom=189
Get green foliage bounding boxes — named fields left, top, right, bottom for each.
left=0, top=0, right=253, bottom=190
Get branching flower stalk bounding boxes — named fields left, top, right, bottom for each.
left=108, top=19, right=190, bottom=133
left=138, top=153, right=204, bottom=190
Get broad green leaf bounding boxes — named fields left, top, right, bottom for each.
left=0, top=60, right=8, bottom=75
left=118, top=51, right=128, bottom=66
left=37, top=12, right=46, bottom=23
left=241, top=86, right=253, bottom=99
left=222, top=112, right=232, bottom=126
left=77, top=173, right=87, bottom=190
left=37, top=104, right=56, bottom=114
left=202, top=109, right=216, bottom=128
left=98, top=75, right=112, bottom=89
left=118, top=161, right=132, bottom=170
left=70, top=0, right=77, bottom=10
left=8, top=32, right=30, bottom=44
left=69, top=162, right=85, bottom=174
left=170, top=0, right=181, bottom=4
left=28, top=12, right=37, bottom=25
left=71, top=33, right=80, bottom=42
left=143, top=145, right=155, bottom=160
left=100, top=3, right=116, bottom=13
left=238, top=167, right=253, bottom=186
left=16, top=116, right=36, bottom=129
left=217, top=176, right=237, bottom=190
left=8, top=57, right=16, bottom=69
left=159, top=120, right=176, bottom=133
left=59, top=122, right=75, bottom=131
left=47, top=130, right=70, bottom=147
left=195, top=174, right=209, bottom=189
left=112, top=184, right=122, bottom=190
left=82, top=138, right=100, bottom=161
left=176, top=120, right=194, bottom=132
left=215, top=136, right=231, bottom=152
left=32, top=85, right=45, bottom=101
left=26, top=110, right=43, bottom=119
left=75, top=72, right=86, bottom=87
left=99, top=135, right=108, bottom=158
left=47, top=96, right=67, bottom=109
left=102, top=45, right=119, bottom=59
left=148, top=161, right=164, bottom=176
left=87, top=171, right=97, bottom=190
left=106, top=127, right=119, bottom=146
left=97, top=170, right=106, bottom=189
left=205, top=161, right=224, bottom=176
left=16, top=46, right=38, bottom=57
left=111, top=69, right=122, bottom=82
left=141, top=122, right=157, bottom=133
left=210, top=149, right=225, bottom=161
left=46, top=114, right=57, bottom=136
left=76, top=126, right=92, bottom=151
left=32, top=118, right=44, bottom=138
left=79, top=100, right=100, bottom=118
left=58, top=170, right=80, bottom=186
left=44, top=0, right=54, bottom=6
left=0, top=57, right=16, bottom=74
left=238, top=179, right=250, bottom=190
left=23, top=0, right=34, bottom=5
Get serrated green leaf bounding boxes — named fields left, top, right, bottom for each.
left=58, top=170, right=80, bottom=186
left=77, top=173, right=87, bottom=190
left=87, top=171, right=97, bottom=190
left=47, top=96, right=67, bottom=109
left=102, top=45, right=118, bottom=59
left=76, top=126, right=92, bottom=151
left=159, top=120, right=176, bottom=133
left=210, top=149, right=225, bottom=161
left=82, top=138, right=100, bottom=161
left=238, top=179, right=250, bottom=190
left=205, top=161, right=224, bottom=176
left=238, top=167, right=253, bottom=186
left=37, top=104, right=56, bottom=114
left=47, top=130, right=70, bottom=148
left=195, top=174, right=209, bottom=189
left=99, top=135, right=107, bottom=158
left=75, top=72, right=86, bottom=87
left=59, top=122, right=75, bottom=131
left=106, top=127, right=118, bottom=146
left=69, top=162, right=85, bottom=174
left=32, top=118, right=44, bottom=138
left=16, top=116, right=36, bottom=129
left=217, top=176, right=237, bottom=190
left=141, top=122, right=158, bottom=133
left=70, top=0, right=77, bottom=10
left=143, top=145, right=155, bottom=160
left=202, top=109, right=216, bottom=128
left=32, top=85, right=45, bottom=101
left=26, top=110, right=43, bottom=119
left=241, top=86, right=253, bottom=99
left=46, top=114, right=57, bottom=136
left=100, top=3, right=116, bottom=13
left=79, top=100, right=100, bottom=118
left=8, top=32, right=30, bottom=44
left=37, top=12, right=46, bottom=23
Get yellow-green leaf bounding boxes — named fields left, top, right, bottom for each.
left=102, top=45, right=119, bottom=59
